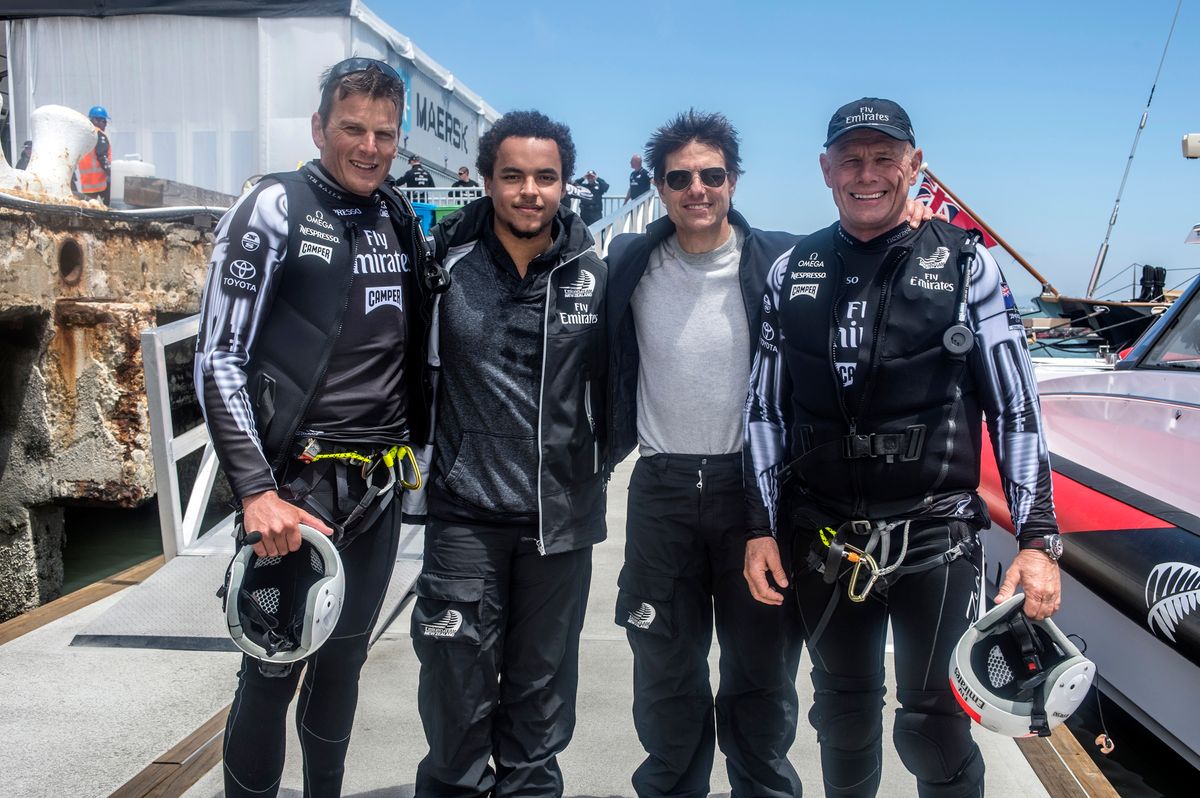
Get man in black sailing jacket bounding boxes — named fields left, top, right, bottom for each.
left=409, top=109, right=607, bottom=798
left=194, top=59, right=436, bottom=797
left=744, top=97, right=1062, bottom=797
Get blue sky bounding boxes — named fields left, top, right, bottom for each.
left=374, top=0, right=1199, bottom=302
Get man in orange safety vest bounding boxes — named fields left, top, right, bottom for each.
left=77, top=105, right=112, bottom=205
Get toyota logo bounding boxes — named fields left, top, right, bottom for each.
left=229, top=260, right=257, bottom=280
left=761, top=322, right=775, bottom=341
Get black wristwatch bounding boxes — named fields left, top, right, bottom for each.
left=1020, top=533, right=1063, bottom=561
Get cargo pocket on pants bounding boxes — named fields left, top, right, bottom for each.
left=411, top=573, right=485, bottom=645
left=614, top=567, right=675, bottom=638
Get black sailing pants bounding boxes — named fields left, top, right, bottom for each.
left=412, top=519, right=593, bottom=798
left=221, top=497, right=402, bottom=798
left=793, top=520, right=985, bottom=798
left=616, top=453, right=805, bottom=798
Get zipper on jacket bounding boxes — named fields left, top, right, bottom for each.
left=270, top=220, right=357, bottom=470
left=584, top=377, right=598, bottom=474
left=535, top=250, right=588, bottom=555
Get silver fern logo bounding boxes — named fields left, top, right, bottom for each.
left=422, top=609, right=463, bottom=638
left=1145, top=561, right=1200, bottom=642
left=627, top=602, right=656, bottom=630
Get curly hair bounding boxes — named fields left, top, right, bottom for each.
left=645, top=109, right=742, bottom=181
left=477, top=110, right=576, bottom=182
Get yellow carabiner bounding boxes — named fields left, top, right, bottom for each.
left=846, top=548, right=880, bottom=603
left=394, top=445, right=423, bottom=491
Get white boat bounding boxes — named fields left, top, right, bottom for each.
left=980, top=273, right=1200, bottom=770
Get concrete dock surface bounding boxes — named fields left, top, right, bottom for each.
left=1, top=458, right=1049, bottom=797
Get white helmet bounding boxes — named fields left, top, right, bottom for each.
left=950, top=594, right=1094, bottom=737
left=221, top=524, right=345, bottom=663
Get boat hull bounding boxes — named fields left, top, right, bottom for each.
left=980, top=355, right=1200, bottom=770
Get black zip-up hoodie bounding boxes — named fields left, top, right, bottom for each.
left=412, top=197, right=608, bottom=555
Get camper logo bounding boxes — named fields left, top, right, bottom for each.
left=790, top=284, right=819, bottom=300
left=299, top=241, right=332, bottom=264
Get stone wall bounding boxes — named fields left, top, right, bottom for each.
left=0, top=205, right=214, bottom=619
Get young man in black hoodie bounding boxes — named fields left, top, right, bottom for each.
left=409, top=110, right=607, bottom=798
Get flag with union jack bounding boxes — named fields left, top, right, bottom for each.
left=915, top=175, right=998, bottom=247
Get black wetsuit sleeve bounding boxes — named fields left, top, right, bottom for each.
left=193, top=181, right=290, bottom=501
left=967, top=245, right=1059, bottom=540
left=744, top=245, right=797, bottom=537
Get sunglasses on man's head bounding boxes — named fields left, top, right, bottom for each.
left=328, top=57, right=403, bottom=84
left=663, top=167, right=729, bottom=191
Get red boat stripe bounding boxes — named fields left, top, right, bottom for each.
left=978, top=436, right=1169, bottom=534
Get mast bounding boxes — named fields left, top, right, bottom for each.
left=1086, top=0, right=1182, bottom=297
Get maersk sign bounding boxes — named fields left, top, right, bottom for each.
left=403, top=68, right=482, bottom=163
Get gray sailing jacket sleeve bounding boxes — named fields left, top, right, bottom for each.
left=743, top=245, right=797, bottom=537
left=967, top=244, right=1059, bottom=540
left=193, top=181, right=290, bottom=500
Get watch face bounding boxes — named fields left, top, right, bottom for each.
left=1047, top=534, right=1063, bottom=559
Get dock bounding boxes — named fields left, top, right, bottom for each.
left=0, top=458, right=1110, bottom=797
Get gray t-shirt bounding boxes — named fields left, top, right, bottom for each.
left=631, top=226, right=749, bottom=456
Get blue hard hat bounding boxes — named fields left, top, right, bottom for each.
left=88, top=106, right=109, bottom=120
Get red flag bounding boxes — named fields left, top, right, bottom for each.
left=915, top=175, right=998, bottom=247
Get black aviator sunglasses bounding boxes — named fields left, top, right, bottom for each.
left=663, top=167, right=729, bottom=191
left=327, top=57, right=403, bottom=84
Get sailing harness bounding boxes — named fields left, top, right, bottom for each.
left=802, top=518, right=977, bottom=650
left=269, top=438, right=423, bottom=549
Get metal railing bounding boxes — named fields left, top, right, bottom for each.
left=392, top=188, right=632, bottom=220
left=142, top=315, right=229, bottom=560
left=590, top=192, right=665, bottom=257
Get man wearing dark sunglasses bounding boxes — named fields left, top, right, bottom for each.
left=195, top=57, right=438, bottom=798
left=606, top=109, right=938, bottom=798
left=408, top=109, right=607, bottom=798
left=605, top=110, right=803, bottom=798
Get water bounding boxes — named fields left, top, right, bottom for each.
left=60, top=500, right=163, bottom=594
left=1066, top=688, right=1197, bottom=797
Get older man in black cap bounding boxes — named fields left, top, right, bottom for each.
left=744, top=97, right=1061, bottom=797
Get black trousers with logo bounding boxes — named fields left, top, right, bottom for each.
left=616, top=453, right=804, bottom=798
left=221, top=498, right=402, bottom=798
left=412, top=518, right=593, bottom=798
left=792, top=520, right=984, bottom=798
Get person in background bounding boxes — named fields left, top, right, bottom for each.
left=398, top=154, right=436, bottom=202
left=450, top=165, right=480, bottom=203
left=624, top=153, right=651, bottom=203
left=573, top=168, right=609, bottom=226
left=451, top=165, right=479, bottom=188
left=77, top=106, right=112, bottom=205
left=15, top=140, right=32, bottom=171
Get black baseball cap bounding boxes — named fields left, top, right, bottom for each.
left=824, top=97, right=915, bottom=147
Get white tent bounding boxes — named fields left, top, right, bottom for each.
left=2, top=1, right=500, bottom=195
